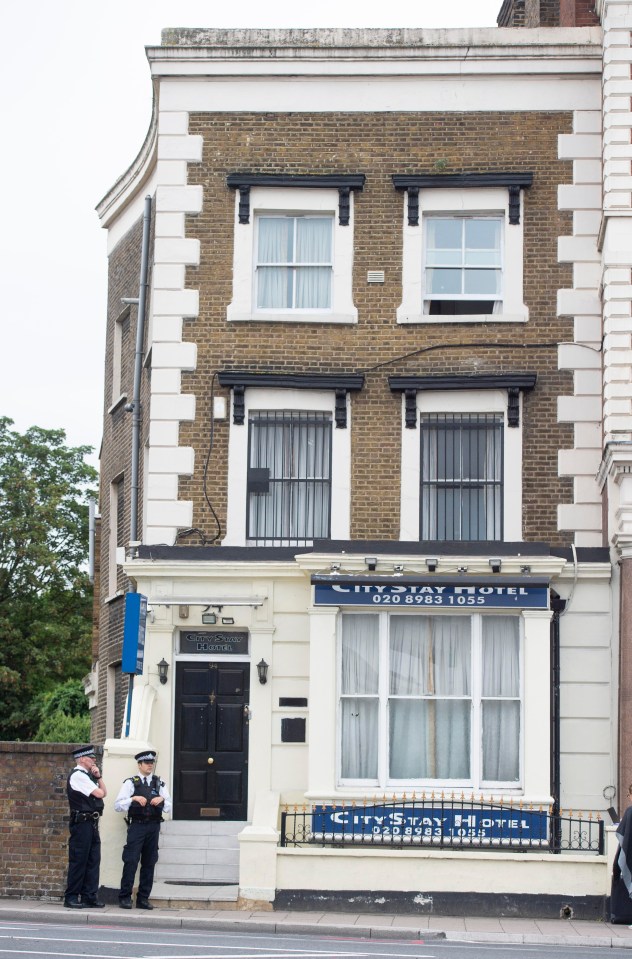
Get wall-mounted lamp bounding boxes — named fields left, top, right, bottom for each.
left=330, top=562, right=341, bottom=572
left=520, top=564, right=531, bottom=574
left=222, top=616, right=235, bottom=625
left=257, top=659, right=269, bottom=685
left=393, top=564, right=404, bottom=573
left=489, top=558, right=502, bottom=574
left=365, top=557, right=378, bottom=571
left=457, top=566, right=468, bottom=574
left=425, top=557, right=438, bottom=573
left=157, top=659, right=169, bottom=685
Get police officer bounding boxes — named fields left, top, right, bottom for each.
left=64, top=745, right=107, bottom=909
left=114, top=750, right=172, bottom=910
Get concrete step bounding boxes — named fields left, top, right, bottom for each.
left=150, top=880, right=239, bottom=907
left=155, top=820, right=246, bottom=885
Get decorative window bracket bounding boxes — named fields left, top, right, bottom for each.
left=227, top=173, right=366, bottom=225
left=217, top=371, right=365, bottom=428
left=392, top=172, right=534, bottom=226
left=389, top=373, right=537, bottom=429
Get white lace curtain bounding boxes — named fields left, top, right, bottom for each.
left=257, top=216, right=332, bottom=309
left=340, top=613, right=520, bottom=784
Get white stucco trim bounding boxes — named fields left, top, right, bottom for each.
left=397, top=187, right=527, bottom=325
left=227, top=187, right=357, bottom=325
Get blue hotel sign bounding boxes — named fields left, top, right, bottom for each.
left=122, top=592, right=148, bottom=675
left=312, top=804, right=548, bottom=844
left=314, top=582, right=549, bottom=609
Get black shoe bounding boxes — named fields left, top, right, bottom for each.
left=64, top=899, right=84, bottom=909
left=119, top=898, right=133, bottom=909
left=83, top=900, right=106, bottom=908
left=136, top=899, right=154, bottom=910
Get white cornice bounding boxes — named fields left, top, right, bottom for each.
left=95, top=83, right=158, bottom=229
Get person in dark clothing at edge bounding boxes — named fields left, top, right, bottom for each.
left=64, top=745, right=107, bottom=908
left=114, top=749, right=172, bottom=910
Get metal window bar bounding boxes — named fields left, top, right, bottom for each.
left=280, top=795, right=604, bottom=855
left=420, top=413, right=503, bottom=541
left=247, top=410, right=332, bottom=546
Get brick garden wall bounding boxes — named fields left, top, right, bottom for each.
left=0, top=743, right=86, bottom=900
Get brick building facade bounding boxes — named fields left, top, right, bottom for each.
left=89, top=1, right=631, bottom=914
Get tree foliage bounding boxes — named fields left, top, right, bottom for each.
left=34, top=678, right=91, bottom=743
left=0, top=418, right=98, bottom=740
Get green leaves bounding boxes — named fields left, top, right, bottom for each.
left=0, top=418, right=98, bottom=739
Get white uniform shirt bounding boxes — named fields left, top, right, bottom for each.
left=69, top=766, right=99, bottom=797
left=114, top=774, right=172, bottom=815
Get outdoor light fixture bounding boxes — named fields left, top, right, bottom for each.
left=257, top=659, right=269, bottom=685
left=425, top=557, right=438, bottom=573
left=157, top=659, right=169, bottom=685
left=365, top=557, right=378, bottom=571
left=393, top=564, right=404, bottom=573
left=202, top=609, right=217, bottom=625
left=221, top=617, right=235, bottom=625
left=489, top=558, right=502, bottom=574
left=330, top=562, right=341, bottom=572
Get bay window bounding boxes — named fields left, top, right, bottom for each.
left=339, top=611, right=521, bottom=788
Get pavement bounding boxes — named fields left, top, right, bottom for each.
left=3, top=898, right=632, bottom=948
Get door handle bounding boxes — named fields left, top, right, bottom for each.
left=207, top=757, right=214, bottom=765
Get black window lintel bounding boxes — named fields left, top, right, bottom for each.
left=227, top=173, right=366, bottom=225
left=217, top=371, right=365, bottom=428
left=388, top=373, right=537, bottom=429
left=392, top=172, right=534, bottom=226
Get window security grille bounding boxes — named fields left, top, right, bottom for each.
left=420, top=413, right=503, bottom=541
left=247, top=411, right=332, bottom=546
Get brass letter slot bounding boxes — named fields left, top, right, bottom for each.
left=200, top=807, right=221, bottom=817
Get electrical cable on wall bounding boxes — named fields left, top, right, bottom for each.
left=172, top=339, right=602, bottom=547
left=174, top=371, right=222, bottom=546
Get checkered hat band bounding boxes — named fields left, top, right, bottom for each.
left=73, top=746, right=95, bottom=759
left=135, top=751, right=156, bottom=763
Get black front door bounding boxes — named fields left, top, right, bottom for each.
left=174, top=662, right=249, bottom=820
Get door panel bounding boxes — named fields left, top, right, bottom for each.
left=174, top=662, right=249, bottom=820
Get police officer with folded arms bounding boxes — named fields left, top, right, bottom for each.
left=64, top=745, right=107, bottom=909
left=114, top=749, right=171, bottom=909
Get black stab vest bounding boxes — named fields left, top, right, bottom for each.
left=66, top=768, right=104, bottom=814
left=127, top=774, right=164, bottom=822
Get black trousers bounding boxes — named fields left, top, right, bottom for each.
left=119, top=820, right=161, bottom=901
left=65, top=820, right=101, bottom=902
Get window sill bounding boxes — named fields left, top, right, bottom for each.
left=228, top=311, right=358, bottom=325
left=397, top=312, right=528, bottom=325
left=108, top=394, right=128, bottom=414
left=103, top=591, right=125, bottom=605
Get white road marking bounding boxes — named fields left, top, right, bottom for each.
left=0, top=950, right=124, bottom=958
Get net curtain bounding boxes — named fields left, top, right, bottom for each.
left=257, top=216, right=332, bottom=309
left=340, top=614, right=520, bottom=784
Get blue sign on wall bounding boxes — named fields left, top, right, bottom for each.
left=122, top=592, right=148, bottom=675
left=312, top=804, right=548, bottom=844
left=314, top=582, right=548, bottom=609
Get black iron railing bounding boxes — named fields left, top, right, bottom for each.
left=280, top=794, right=604, bottom=855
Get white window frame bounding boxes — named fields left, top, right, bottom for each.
left=223, top=388, right=351, bottom=545
left=227, top=187, right=357, bottom=324
left=255, top=213, right=334, bottom=313
left=423, top=214, right=504, bottom=315
left=399, top=390, right=523, bottom=542
left=397, top=187, right=528, bottom=325
left=109, top=307, right=130, bottom=412
left=337, top=609, right=524, bottom=791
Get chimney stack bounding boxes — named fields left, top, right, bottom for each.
left=497, top=0, right=598, bottom=26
